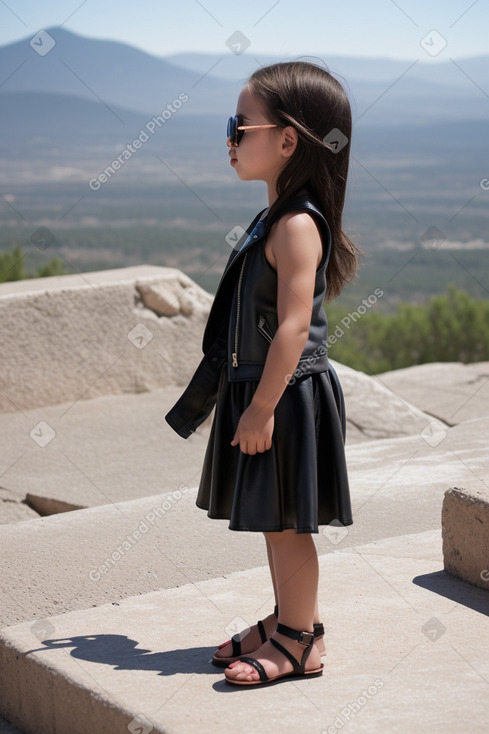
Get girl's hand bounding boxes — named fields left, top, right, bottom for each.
left=231, top=403, right=274, bottom=454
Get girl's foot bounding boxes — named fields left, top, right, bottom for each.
left=213, top=610, right=278, bottom=663
left=315, top=626, right=326, bottom=656
left=224, top=628, right=322, bottom=684
left=213, top=610, right=326, bottom=666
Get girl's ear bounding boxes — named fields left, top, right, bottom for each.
left=281, top=126, right=298, bottom=158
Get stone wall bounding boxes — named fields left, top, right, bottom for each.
left=0, top=266, right=213, bottom=414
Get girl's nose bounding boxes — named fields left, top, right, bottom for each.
left=227, top=136, right=237, bottom=148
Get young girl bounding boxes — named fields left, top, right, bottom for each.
left=165, top=61, right=359, bottom=687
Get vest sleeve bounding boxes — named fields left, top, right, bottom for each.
left=164, top=336, right=226, bottom=439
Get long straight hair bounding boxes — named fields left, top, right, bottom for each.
left=247, top=61, right=361, bottom=300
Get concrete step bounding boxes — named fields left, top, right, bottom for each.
left=1, top=529, right=488, bottom=734
left=2, top=417, right=488, bottom=630
left=2, top=357, right=467, bottom=518
left=0, top=386, right=210, bottom=513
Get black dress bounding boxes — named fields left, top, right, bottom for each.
left=195, top=219, right=353, bottom=534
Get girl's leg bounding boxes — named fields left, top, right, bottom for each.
left=265, top=534, right=279, bottom=607
left=213, top=534, right=278, bottom=661
left=225, top=529, right=321, bottom=682
left=267, top=529, right=319, bottom=630
left=268, top=533, right=325, bottom=655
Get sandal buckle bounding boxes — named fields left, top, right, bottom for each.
left=298, top=631, right=314, bottom=646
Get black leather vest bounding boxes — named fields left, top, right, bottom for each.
left=165, top=192, right=333, bottom=439
left=203, top=193, right=331, bottom=382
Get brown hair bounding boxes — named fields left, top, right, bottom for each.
left=247, top=61, right=362, bottom=300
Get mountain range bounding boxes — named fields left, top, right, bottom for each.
left=1, top=26, right=488, bottom=126
left=0, top=26, right=486, bottom=262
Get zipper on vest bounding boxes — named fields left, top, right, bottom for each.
left=232, top=252, right=248, bottom=367
left=257, top=315, right=273, bottom=343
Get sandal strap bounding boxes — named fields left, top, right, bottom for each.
left=237, top=655, right=268, bottom=682
left=276, top=622, right=315, bottom=647
left=313, top=622, right=324, bottom=638
left=273, top=622, right=315, bottom=669
left=232, top=607, right=279, bottom=655
left=269, top=637, right=305, bottom=674
left=274, top=616, right=322, bottom=638
left=273, top=606, right=321, bottom=636
left=231, top=634, right=242, bottom=658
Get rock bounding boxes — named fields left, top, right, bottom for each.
left=442, top=486, right=489, bottom=591
left=0, top=488, right=39, bottom=525
left=135, top=272, right=213, bottom=318
left=331, top=360, right=447, bottom=442
left=378, top=362, right=489, bottom=425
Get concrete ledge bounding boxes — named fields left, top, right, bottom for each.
left=0, top=265, right=212, bottom=413
left=442, top=486, right=489, bottom=591
left=0, top=487, right=221, bottom=629
left=1, top=530, right=488, bottom=734
left=0, top=488, right=39, bottom=525
left=24, top=494, right=84, bottom=516
left=0, top=385, right=210, bottom=513
left=2, top=415, right=489, bottom=630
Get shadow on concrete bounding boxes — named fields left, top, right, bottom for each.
left=24, top=634, right=217, bottom=676
left=413, top=570, right=489, bottom=616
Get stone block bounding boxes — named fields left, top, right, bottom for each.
left=442, top=486, right=489, bottom=591
left=0, top=265, right=212, bottom=413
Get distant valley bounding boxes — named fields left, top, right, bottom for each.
left=0, top=27, right=487, bottom=307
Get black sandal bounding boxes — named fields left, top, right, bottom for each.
left=224, top=622, right=324, bottom=686
left=212, top=605, right=278, bottom=667
left=212, top=607, right=326, bottom=667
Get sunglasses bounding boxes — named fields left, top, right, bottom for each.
left=227, top=115, right=278, bottom=147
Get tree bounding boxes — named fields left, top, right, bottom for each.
left=0, top=244, right=64, bottom=283
left=35, top=259, right=65, bottom=278
left=0, top=245, right=26, bottom=282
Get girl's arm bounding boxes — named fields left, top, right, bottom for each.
left=231, top=211, right=323, bottom=454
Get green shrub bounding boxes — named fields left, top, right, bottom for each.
left=327, top=285, right=489, bottom=373
left=0, top=244, right=64, bottom=283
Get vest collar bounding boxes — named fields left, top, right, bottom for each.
left=237, top=217, right=267, bottom=254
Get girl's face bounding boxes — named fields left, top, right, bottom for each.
left=227, top=86, right=286, bottom=185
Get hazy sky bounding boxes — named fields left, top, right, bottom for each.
left=0, top=0, right=487, bottom=59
